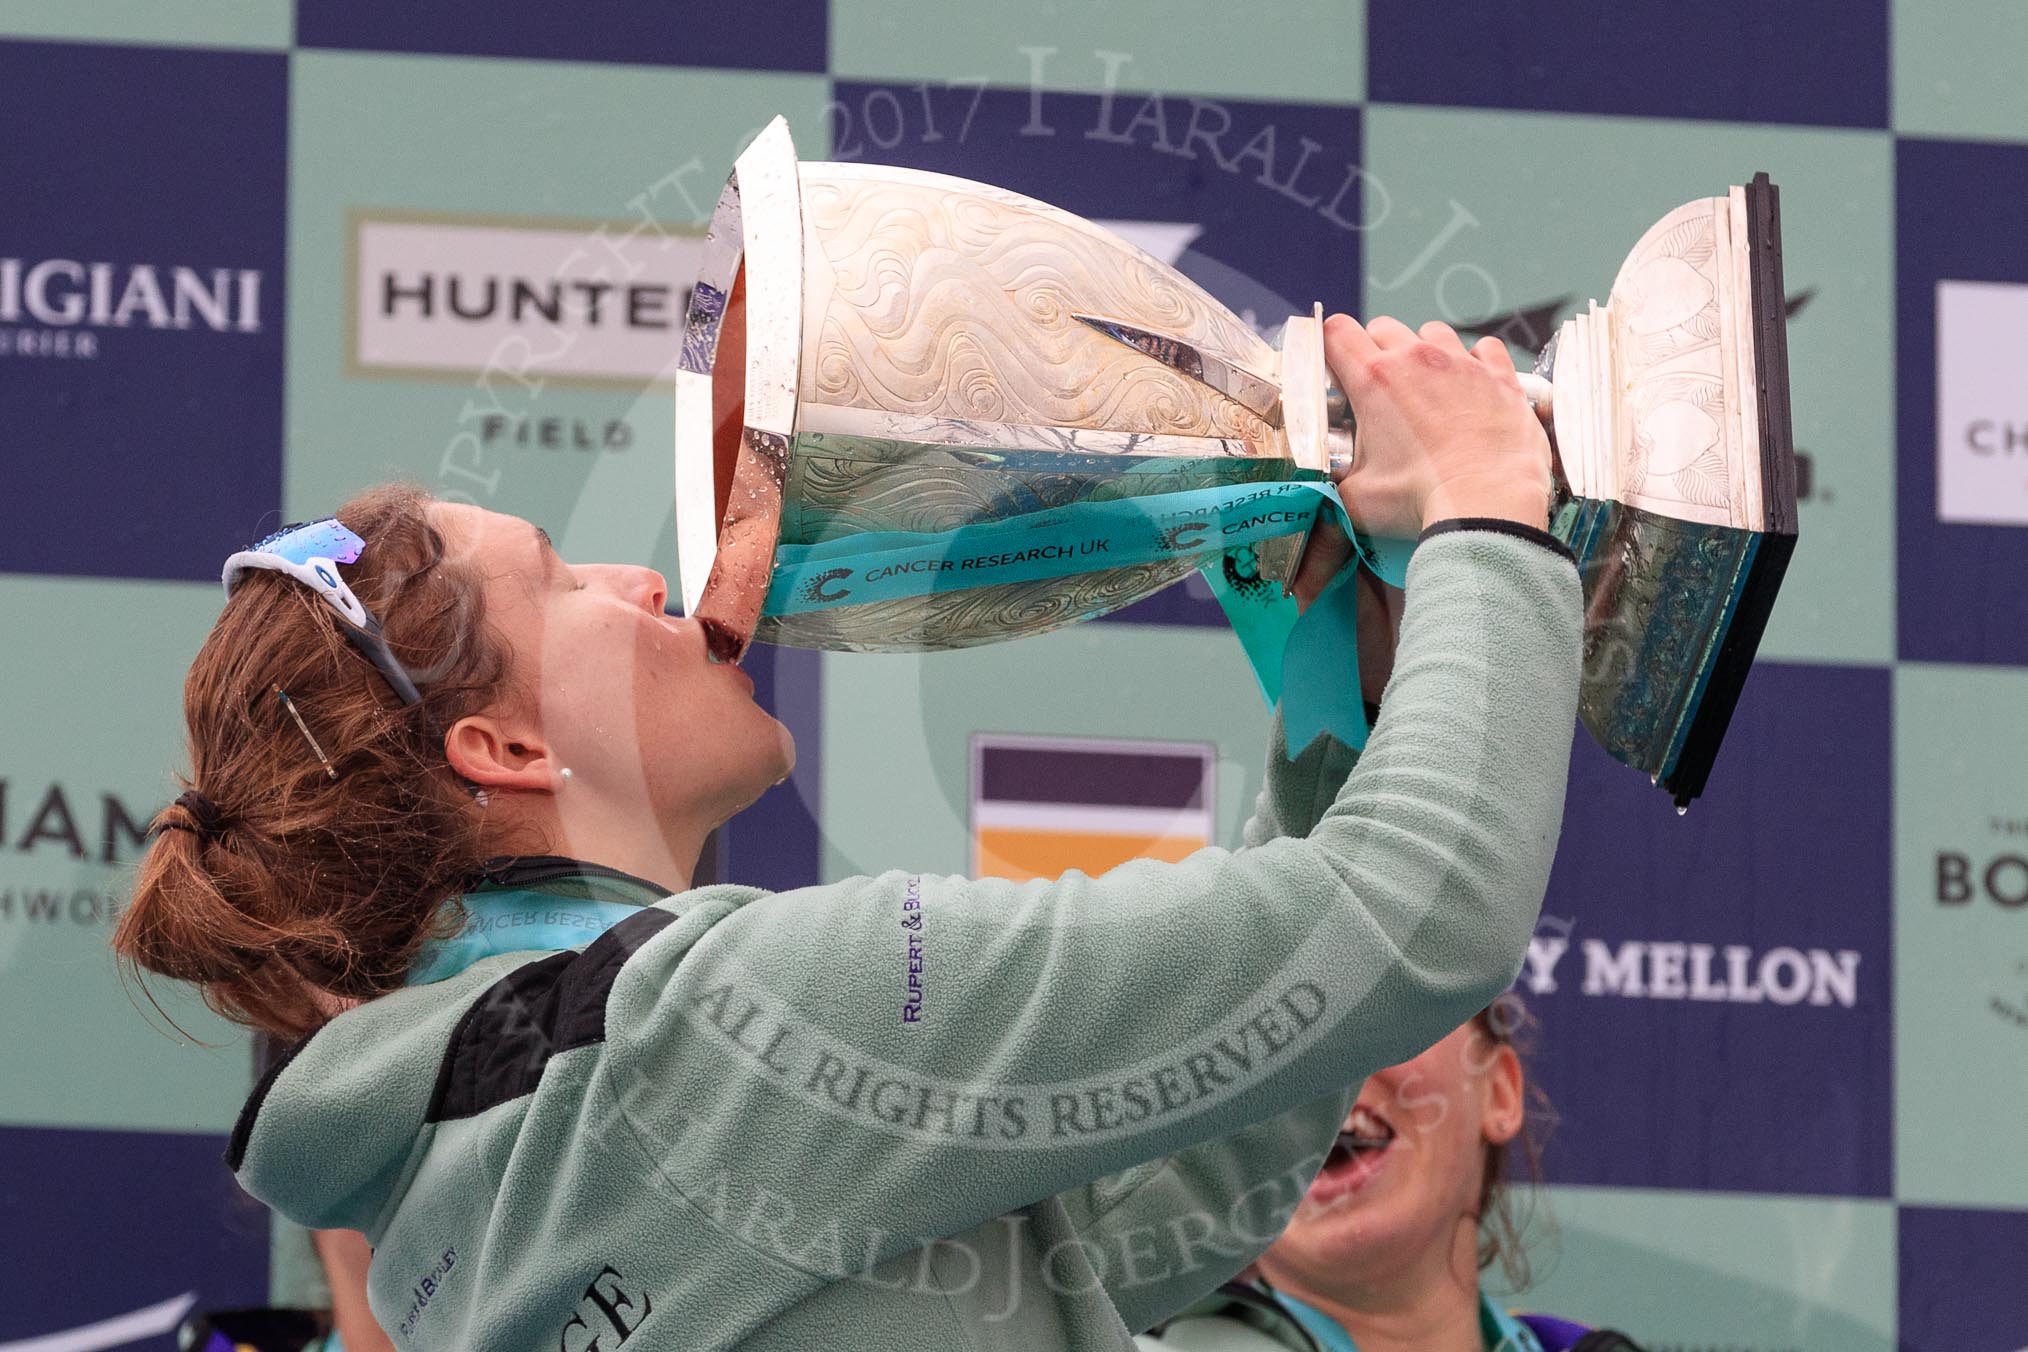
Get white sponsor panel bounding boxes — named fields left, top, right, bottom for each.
left=1937, top=278, right=2028, bottom=526
left=351, top=215, right=705, bottom=385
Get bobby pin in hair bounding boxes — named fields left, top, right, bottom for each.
left=275, top=685, right=338, bottom=779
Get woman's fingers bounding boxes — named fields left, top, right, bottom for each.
left=1364, top=315, right=1419, bottom=350
left=1322, top=312, right=1379, bottom=364
left=1418, top=320, right=1468, bottom=355
left=1321, top=314, right=1379, bottom=398
left=1472, top=333, right=1518, bottom=376
left=1291, top=516, right=1353, bottom=613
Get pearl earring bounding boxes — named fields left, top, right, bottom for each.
left=559, top=767, right=574, bottom=783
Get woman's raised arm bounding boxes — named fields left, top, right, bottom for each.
left=599, top=516, right=1580, bottom=1273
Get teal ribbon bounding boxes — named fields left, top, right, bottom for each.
left=762, top=480, right=1413, bottom=751
left=403, top=890, right=647, bottom=986
left=1277, top=1290, right=1361, bottom=1352
left=1275, top=1290, right=1546, bottom=1352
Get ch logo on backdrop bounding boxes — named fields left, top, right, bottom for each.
left=1934, top=279, right=2028, bottom=527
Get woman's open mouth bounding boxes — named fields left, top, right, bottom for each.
left=1308, top=1103, right=1398, bottom=1205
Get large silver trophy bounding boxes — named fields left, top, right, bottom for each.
left=676, top=118, right=1797, bottom=805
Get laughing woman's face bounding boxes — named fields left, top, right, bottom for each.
left=1262, top=1020, right=1523, bottom=1295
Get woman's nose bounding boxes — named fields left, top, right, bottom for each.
left=582, top=564, right=669, bottom=614
left=631, top=568, right=670, bottom=615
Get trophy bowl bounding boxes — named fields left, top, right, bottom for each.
left=675, top=117, right=1798, bottom=806
left=674, top=118, right=1338, bottom=661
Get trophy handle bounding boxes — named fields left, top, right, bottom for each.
left=1320, top=371, right=1557, bottom=482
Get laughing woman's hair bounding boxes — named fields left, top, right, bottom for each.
left=113, top=484, right=515, bottom=1041
left=1473, top=992, right=1557, bottom=1291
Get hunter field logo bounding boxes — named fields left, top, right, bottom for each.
left=349, top=211, right=705, bottom=387
left=1935, top=279, right=2028, bottom=525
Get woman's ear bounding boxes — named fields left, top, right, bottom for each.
left=1480, top=1041, right=1524, bottom=1146
left=445, top=714, right=559, bottom=794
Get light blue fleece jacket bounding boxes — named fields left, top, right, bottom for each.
left=229, top=525, right=1582, bottom=1351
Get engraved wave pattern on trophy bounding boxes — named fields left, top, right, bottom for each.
left=728, top=170, right=1318, bottom=650
left=797, top=175, right=1282, bottom=446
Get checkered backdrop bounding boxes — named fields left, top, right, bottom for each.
left=0, top=3, right=2020, bottom=1348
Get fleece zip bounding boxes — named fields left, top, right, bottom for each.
left=230, top=525, right=1582, bottom=1351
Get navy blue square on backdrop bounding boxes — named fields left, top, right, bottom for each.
left=1897, top=138, right=2028, bottom=666
left=1368, top=0, right=1888, bottom=128
left=297, top=0, right=825, bottom=72
left=1898, top=1207, right=2028, bottom=1351
left=0, top=1125, right=268, bottom=1349
left=0, top=40, right=285, bottom=582
left=830, top=83, right=1364, bottom=629
left=1523, top=661, right=1892, bottom=1197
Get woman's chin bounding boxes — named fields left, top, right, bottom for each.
left=1280, top=1197, right=1421, bottom=1286
left=768, top=717, right=798, bottom=781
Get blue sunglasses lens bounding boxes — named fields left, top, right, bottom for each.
left=251, top=518, right=366, bottom=567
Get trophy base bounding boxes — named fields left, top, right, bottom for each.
left=1545, top=172, right=1797, bottom=806
left=1555, top=496, right=1795, bottom=807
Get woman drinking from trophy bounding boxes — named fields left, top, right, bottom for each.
left=115, top=313, right=1580, bottom=1350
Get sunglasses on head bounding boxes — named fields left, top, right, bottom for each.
left=221, top=518, right=423, bottom=705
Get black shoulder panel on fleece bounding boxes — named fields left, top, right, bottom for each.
left=426, top=906, right=676, bottom=1124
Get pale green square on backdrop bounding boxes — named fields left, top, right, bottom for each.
left=286, top=51, right=828, bottom=585
left=1893, top=662, right=2028, bottom=1209
left=0, top=0, right=289, bottom=49
left=831, top=0, right=1363, bottom=105
left=1513, top=1186, right=1895, bottom=1351
left=819, top=617, right=1270, bottom=882
left=0, top=576, right=251, bottom=1133
left=1893, top=0, right=2028, bottom=140
left=1362, top=107, right=1894, bottom=667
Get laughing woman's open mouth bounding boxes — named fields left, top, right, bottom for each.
left=1309, top=1103, right=1400, bottom=1205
